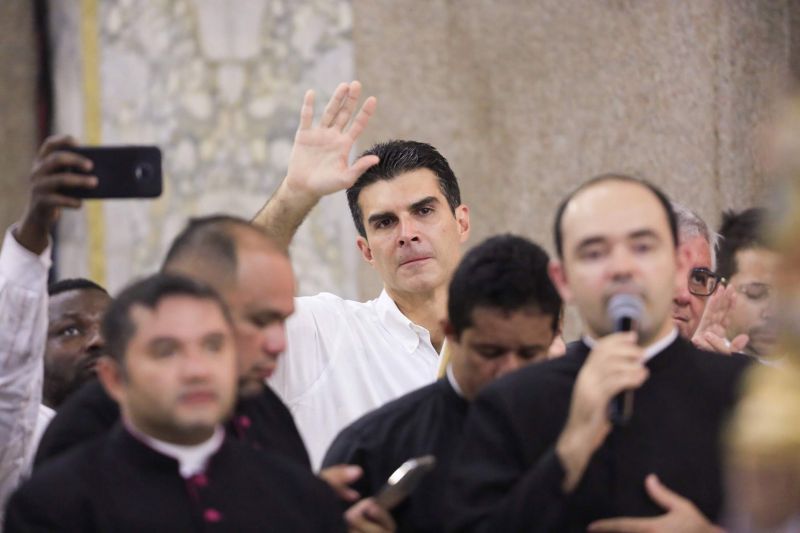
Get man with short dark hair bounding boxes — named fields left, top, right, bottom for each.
left=5, top=274, right=345, bottom=532
left=43, top=278, right=111, bottom=408
left=447, top=175, right=749, bottom=532
left=717, top=208, right=779, bottom=362
left=253, top=82, right=470, bottom=467
left=323, top=234, right=561, bottom=532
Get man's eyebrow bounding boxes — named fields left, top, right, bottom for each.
left=409, top=196, right=439, bottom=211
left=367, top=211, right=397, bottom=226
left=628, top=229, right=661, bottom=240
left=575, top=235, right=607, bottom=250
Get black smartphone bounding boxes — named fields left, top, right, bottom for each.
left=373, top=455, right=436, bottom=511
left=61, top=145, right=163, bottom=199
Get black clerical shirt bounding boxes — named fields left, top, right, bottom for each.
left=446, top=337, right=751, bottom=532
left=323, top=377, right=469, bottom=533
left=34, top=380, right=310, bottom=469
left=6, top=425, right=343, bottom=532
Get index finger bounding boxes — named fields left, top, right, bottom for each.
left=37, top=134, right=78, bottom=159
left=588, top=516, right=653, bottom=532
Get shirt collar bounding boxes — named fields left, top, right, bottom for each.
left=124, top=419, right=225, bottom=478
left=374, top=289, right=429, bottom=353
left=446, top=363, right=466, bottom=399
left=582, top=327, right=679, bottom=363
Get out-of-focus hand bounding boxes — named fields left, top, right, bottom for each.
left=14, top=134, right=96, bottom=254
left=588, top=474, right=723, bottom=533
left=319, top=464, right=363, bottom=502
left=345, top=498, right=396, bottom=533
left=691, top=284, right=748, bottom=354
left=556, top=332, right=648, bottom=492
left=283, top=80, right=379, bottom=203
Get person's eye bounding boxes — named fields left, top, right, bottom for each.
left=476, top=348, right=505, bottom=359
left=203, top=336, right=225, bottom=353
left=580, top=247, right=605, bottom=261
left=416, top=206, right=434, bottom=216
left=373, top=218, right=395, bottom=230
left=60, top=326, right=81, bottom=337
left=151, top=341, right=178, bottom=358
left=632, top=241, right=654, bottom=254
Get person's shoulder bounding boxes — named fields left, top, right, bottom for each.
left=19, top=433, right=106, bottom=499
left=344, top=380, right=444, bottom=436
left=681, top=338, right=752, bottom=375
left=490, top=341, right=586, bottom=392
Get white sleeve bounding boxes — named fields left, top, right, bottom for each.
left=0, top=227, right=51, bottom=512
left=268, top=293, right=345, bottom=405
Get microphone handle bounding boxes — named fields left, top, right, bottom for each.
left=609, top=316, right=634, bottom=426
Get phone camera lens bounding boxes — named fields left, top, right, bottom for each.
left=135, top=163, right=153, bottom=182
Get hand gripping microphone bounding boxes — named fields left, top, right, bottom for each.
left=606, top=293, right=644, bottom=426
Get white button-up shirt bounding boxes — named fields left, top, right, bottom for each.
left=0, top=228, right=51, bottom=516
left=269, top=290, right=441, bottom=469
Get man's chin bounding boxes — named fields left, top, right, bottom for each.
left=237, top=379, right=266, bottom=398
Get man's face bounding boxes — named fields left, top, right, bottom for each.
left=356, top=169, right=470, bottom=297
left=223, top=245, right=295, bottom=397
left=449, top=307, right=555, bottom=400
left=45, top=288, right=111, bottom=407
left=107, top=296, right=237, bottom=444
left=727, top=247, right=779, bottom=357
left=551, top=181, right=678, bottom=344
left=672, top=235, right=713, bottom=338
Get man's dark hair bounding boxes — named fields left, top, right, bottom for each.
left=553, top=174, right=678, bottom=258
left=101, top=273, right=232, bottom=365
left=48, top=278, right=108, bottom=297
left=447, top=234, right=562, bottom=337
left=716, top=207, right=769, bottom=279
left=346, top=140, right=461, bottom=238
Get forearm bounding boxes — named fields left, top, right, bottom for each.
left=555, top=423, right=598, bottom=493
left=252, top=178, right=320, bottom=250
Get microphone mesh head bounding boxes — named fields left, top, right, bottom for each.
left=607, top=293, right=645, bottom=323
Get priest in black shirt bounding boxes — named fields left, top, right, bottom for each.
left=6, top=274, right=345, bottom=532
left=35, top=216, right=310, bottom=469
left=447, top=175, right=751, bottom=532
left=323, top=234, right=563, bottom=532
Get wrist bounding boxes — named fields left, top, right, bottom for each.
left=14, top=215, right=51, bottom=255
left=281, top=174, right=322, bottom=207
left=555, top=425, right=594, bottom=493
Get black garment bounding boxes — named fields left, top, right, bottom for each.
left=447, top=337, right=751, bottom=532
left=6, top=425, right=344, bottom=532
left=323, top=378, right=469, bottom=532
left=35, top=380, right=310, bottom=469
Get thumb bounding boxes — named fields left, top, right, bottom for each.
left=644, top=474, right=683, bottom=511
left=345, top=155, right=380, bottom=184
left=731, top=334, right=749, bottom=352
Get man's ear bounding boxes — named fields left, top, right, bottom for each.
left=548, top=259, right=573, bottom=303
left=95, top=356, right=125, bottom=404
left=356, top=236, right=374, bottom=265
left=455, top=205, right=470, bottom=243
left=442, top=319, right=458, bottom=343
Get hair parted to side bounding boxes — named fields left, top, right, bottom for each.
left=48, top=278, right=108, bottom=297
left=671, top=201, right=720, bottom=270
left=346, top=140, right=461, bottom=238
left=717, top=207, right=770, bottom=280
left=101, top=273, right=232, bottom=365
left=447, top=234, right=562, bottom=337
left=552, top=173, right=678, bottom=258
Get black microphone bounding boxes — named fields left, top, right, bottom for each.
left=606, top=294, right=644, bottom=426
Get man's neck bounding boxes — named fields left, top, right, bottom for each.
left=386, top=285, right=448, bottom=351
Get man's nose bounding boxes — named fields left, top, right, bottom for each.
left=496, top=353, right=526, bottom=377
left=85, top=325, right=105, bottom=355
left=181, top=349, right=213, bottom=379
left=397, top=215, right=420, bottom=247
left=262, top=322, right=287, bottom=356
left=609, top=246, right=636, bottom=279
left=673, top=280, right=692, bottom=306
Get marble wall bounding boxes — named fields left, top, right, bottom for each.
left=50, top=0, right=358, bottom=296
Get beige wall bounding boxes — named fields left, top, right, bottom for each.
left=0, top=1, right=37, bottom=234
left=353, top=0, right=798, bottom=337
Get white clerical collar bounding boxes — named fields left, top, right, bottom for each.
left=582, top=327, right=679, bottom=363
left=446, top=363, right=466, bottom=398
left=125, top=420, right=225, bottom=478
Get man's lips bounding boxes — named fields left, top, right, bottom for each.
left=672, top=314, right=689, bottom=323
left=179, top=390, right=218, bottom=404
left=399, top=256, right=432, bottom=267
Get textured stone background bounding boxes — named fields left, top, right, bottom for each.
left=352, top=0, right=799, bottom=337
left=0, top=2, right=37, bottom=236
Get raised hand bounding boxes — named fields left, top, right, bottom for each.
left=587, top=474, right=723, bottom=533
left=14, top=135, right=96, bottom=254
left=284, top=81, right=379, bottom=202
left=691, top=284, right=749, bottom=354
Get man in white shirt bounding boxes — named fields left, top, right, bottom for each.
left=253, top=81, right=470, bottom=467
left=0, top=134, right=97, bottom=518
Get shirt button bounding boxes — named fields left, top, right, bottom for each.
left=193, top=474, right=208, bottom=487
left=238, top=415, right=252, bottom=428
left=204, top=508, right=222, bottom=522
